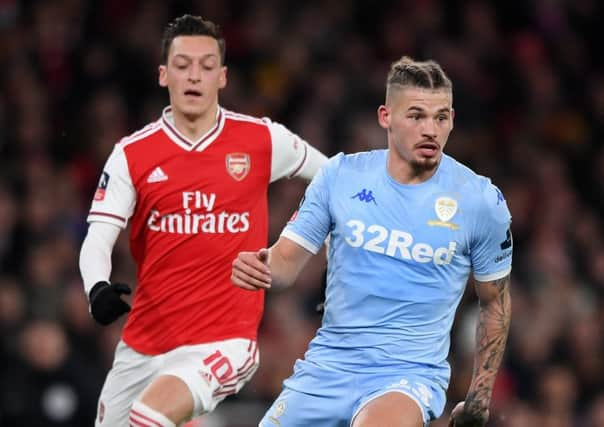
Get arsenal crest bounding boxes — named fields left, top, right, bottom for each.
left=225, top=153, right=250, bottom=181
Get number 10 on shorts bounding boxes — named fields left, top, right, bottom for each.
left=203, top=350, right=234, bottom=384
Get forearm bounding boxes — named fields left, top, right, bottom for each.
left=465, top=275, right=512, bottom=413
left=267, top=237, right=313, bottom=289
left=79, top=222, right=120, bottom=295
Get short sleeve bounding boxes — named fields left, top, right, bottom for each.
left=471, top=181, right=513, bottom=282
left=268, top=120, right=311, bottom=181
left=280, top=154, right=343, bottom=253
left=87, top=144, right=136, bottom=228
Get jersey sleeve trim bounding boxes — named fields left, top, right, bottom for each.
left=473, top=266, right=512, bottom=283
left=288, top=142, right=308, bottom=178
left=88, top=211, right=128, bottom=227
left=281, top=229, right=320, bottom=254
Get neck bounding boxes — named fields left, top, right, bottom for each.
left=171, top=104, right=219, bottom=141
left=386, top=149, right=440, bottom=185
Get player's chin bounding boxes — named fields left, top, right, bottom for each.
left=178, top=100, right=207, bottom=116
left=412, top=156, right=440, bottom=170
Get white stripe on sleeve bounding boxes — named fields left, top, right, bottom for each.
left=268, top=120, right=328, bottom=182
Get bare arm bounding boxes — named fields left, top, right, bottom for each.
left=231, top=237, right=314, bottom=291
left=450, top=274, right=512, bottom=426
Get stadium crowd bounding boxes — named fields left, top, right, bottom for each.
left=1, top=1, right=604, bottom=426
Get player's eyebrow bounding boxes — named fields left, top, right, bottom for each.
left=172, top=53, right=219, bottom=61
left=406, top=106, right=451, bottom=114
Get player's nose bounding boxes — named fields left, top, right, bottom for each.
left=421, top=119, right=438, bottom=137
left=187, top=65, right=202, bottom=83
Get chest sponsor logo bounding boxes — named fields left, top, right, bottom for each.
left=428, top=196, right=459, bottom=230
left=147, top=190, right=250, bottom=234
left=226, top=153, right=250, bottom=181
left=345, top=219, right=457, bottom=265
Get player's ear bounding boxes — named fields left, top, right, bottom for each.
left=377, top=105, right=390, bottom=129
left=450, top=108, right=455, bottom=131
left=218, top=65, right=227, bottom=89
left=158, top=65, right=168, bottom=88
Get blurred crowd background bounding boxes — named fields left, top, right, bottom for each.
left=1, top=0, right=604, bottom=426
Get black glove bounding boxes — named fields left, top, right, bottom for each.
left=89, top=281, right=132, bottom=325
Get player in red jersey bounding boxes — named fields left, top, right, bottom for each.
left=79, top=15, right=328, bottom=427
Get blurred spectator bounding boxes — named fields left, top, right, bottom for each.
left=2, top=1, right=604, bottom=426
left=0, top=319, right=104, bottom=426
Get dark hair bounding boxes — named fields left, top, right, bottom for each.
left=386, top=56, right=452, bottom=99
left=160, top=14, right=226, bottom=65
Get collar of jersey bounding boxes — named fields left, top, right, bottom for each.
left=161, top=106, right=225, bottom=152
left=384, top=151, right=447, bottom=190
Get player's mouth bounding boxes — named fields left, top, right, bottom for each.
left=184, top=89, right=202, bottom=99
left=415, top=141, right=440, bottom=157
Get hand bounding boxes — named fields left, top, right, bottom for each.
left=89, top=281, right=132, bottom=325
left=231, top=248, right=272, bottom=291
left=448, top=401, right=489, bottom=427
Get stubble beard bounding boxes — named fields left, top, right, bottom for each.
left=409, top=156, right=439, bottom=175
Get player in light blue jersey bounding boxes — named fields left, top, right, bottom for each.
left=232, top=56, right=512, bottom=427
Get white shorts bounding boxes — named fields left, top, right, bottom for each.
left=95, top=338, right=259, bottom=427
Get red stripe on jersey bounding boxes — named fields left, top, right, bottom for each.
left=130, top=409, right=162, bottom=427
left=289, top=142, right=308, bottom=177
left=89, top=211, right=126, bottom=222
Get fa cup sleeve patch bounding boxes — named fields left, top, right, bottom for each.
left=94, top=172, right=110, bottom=201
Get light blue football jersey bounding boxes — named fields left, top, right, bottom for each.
left=281, top=149, right=513, bottom=389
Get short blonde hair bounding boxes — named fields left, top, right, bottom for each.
left=386, top=56, right=452, bottom=101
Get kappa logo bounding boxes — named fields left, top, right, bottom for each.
left=428, top=196, right=459, bottom=230
left=500, top=228, right=512, bottom=250
left=351, top=189, right=377, bottom=205
left=226, top=153, right=250, bottom=181
left=496, top=188, right=505, bottom=205
left=147, top=166, right=168, bottom=183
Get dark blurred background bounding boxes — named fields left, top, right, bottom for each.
left=1, top=1, right=604, bottom=426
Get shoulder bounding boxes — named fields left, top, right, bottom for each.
left=117, top=118, right=163, bottom=150
left=330, top=149, right=386, bottom=171
left=311, top=150, right=384, bottom=186
left=443, top=155, right=510, bottom=223
left=222, top=108, right=271, bottom=128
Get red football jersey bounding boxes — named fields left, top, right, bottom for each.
left=88, top=107, right=312, bottom=354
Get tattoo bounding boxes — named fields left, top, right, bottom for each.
left=464, top=274, right=511, bottom=423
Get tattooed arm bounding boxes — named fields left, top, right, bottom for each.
left=449, top=274, right=512, bottom=427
